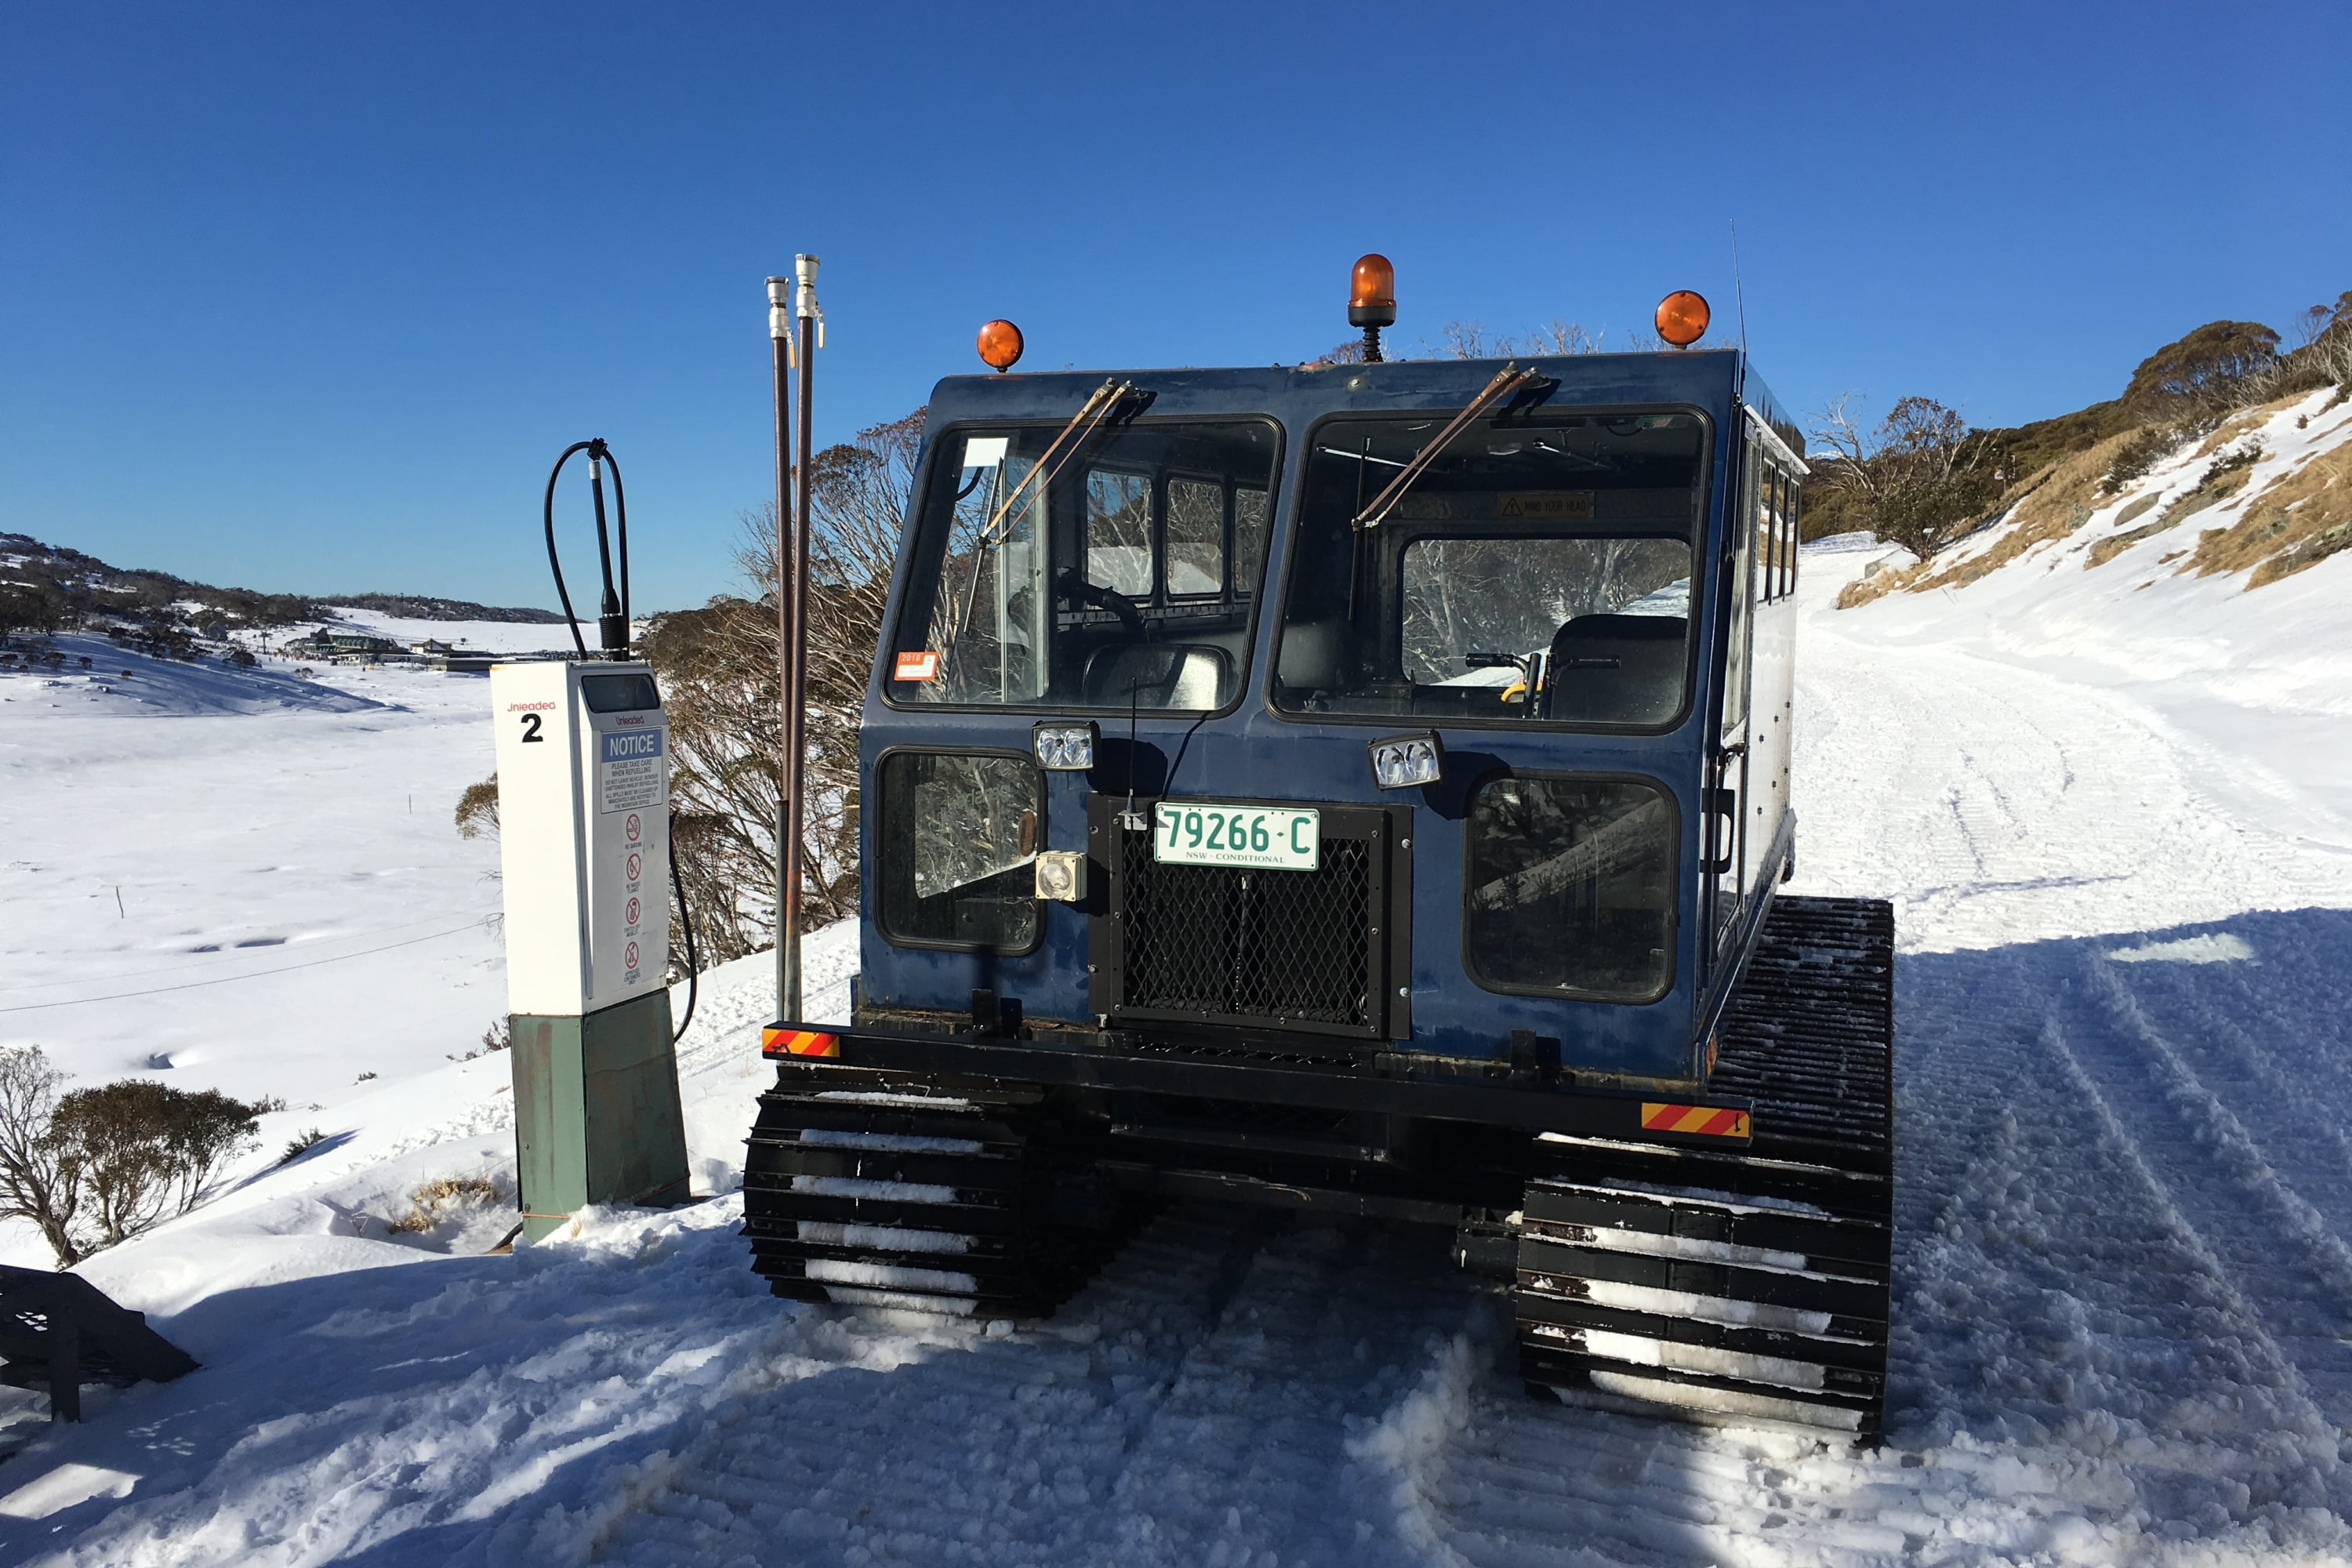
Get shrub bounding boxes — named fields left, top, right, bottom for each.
left=49, top=1081, right=267, bottom=1250
left=448, top=1020, right=510, bottom=1062
left=2198, top=439, right=2265, bottom=487
left=2102, top=425, right=2186, bottom=494
left=280, top=1127, right=328, bottom=1163
left=454, top=775, right=499, bottom=840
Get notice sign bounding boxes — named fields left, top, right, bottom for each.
left=1497, top=492, right=1593, bottom=519
left=598, top=728, right=665, bottom=814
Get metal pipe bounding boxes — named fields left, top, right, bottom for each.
left=781, top=253, right=821, bottom=1019
left=781, top=274, right=809, bottom=1011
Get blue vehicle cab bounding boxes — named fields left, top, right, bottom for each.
left=749, top=303, right=1896, bottom=1442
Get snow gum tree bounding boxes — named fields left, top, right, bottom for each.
left=1809, top=394, right=2008, bottom=562
left=637, top=409, right=916, bottom=964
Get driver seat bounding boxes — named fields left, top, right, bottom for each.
left=1542, top=615, right=1686, bottom=724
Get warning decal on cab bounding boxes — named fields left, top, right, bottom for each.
left=762, top=1027, right=841, bottom=1058
left=1639, top=1102, right=1751, bottom=1139
left=893, top=650, right=941, bottom=682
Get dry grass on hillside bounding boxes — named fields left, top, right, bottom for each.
left=1838, top=430, right=2140, bottom=608
left=2191, top=439, right=2352, bottom=586
left=1839, top=390, right=2350, bottom=604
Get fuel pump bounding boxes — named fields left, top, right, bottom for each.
left=489, top=439, right=690, bottom=1241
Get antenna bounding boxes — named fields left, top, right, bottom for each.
left=1729, top=219, right=1749, bottom=355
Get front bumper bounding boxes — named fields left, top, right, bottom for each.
left=760, top=1020, right=1754, bottom=1149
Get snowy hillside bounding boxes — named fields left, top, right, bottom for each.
left=1834, top=384, right=2352, bottom=856
left=1, top=533, right=2350, bottom=1563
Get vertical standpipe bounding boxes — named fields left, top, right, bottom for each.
left=490, top=659, right=690, bottom=1240
left=768, top=275, right=794, bottom=1018
left=779, top=254, right=821, bottom=1020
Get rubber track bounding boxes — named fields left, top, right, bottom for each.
left=742, top=1069, right=1136, bottom=1318
left=1515, top=895, right=1896, bottom=1442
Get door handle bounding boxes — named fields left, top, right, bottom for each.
left=1701, top=786, right=1737, bottom=874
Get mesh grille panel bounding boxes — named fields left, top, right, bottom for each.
left=1117, top=823, right=1376, bottom=1029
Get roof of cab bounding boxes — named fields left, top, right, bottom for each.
left=924, top=350, right=1753, bottom=430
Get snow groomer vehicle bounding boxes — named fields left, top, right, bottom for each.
left=750, top=259, right=1896, bottom=1441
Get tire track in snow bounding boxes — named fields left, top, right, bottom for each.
left=590, top=1210, right=1258, bottom=1566
left=591, top=1208, right=1479, bottom=1567
left=2057, top=952, right=2352, bottom=1432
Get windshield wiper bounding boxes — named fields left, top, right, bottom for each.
left=1350, top=363, right=1543, bottom=531
left=947, top=378, right=1139, bottom=648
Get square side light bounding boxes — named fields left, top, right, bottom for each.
left=1033, top=720, right=1099, bottom=771
left=1368, top=730, right=1443, bottom=790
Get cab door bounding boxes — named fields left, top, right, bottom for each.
left=1704, top=438, right=1760, bottom=979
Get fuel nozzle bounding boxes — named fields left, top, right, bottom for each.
left=585, top=439, right=630, bottom=658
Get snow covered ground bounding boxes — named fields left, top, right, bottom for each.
left=0, top=611, right=581, bottom=1129
left=2, top=515, right=2351, bottom=1563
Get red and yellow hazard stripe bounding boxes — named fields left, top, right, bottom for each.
left=761, top=1027, right=840, bottom=1059
left=1640, top=1102, right=1751, bottom=1139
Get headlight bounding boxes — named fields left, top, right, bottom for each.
left=1033, top=720, right=1098, bottom=771
left=1368, top=731, right=1444, bottom=790
left=1034, top=850, right=1087, bottom=902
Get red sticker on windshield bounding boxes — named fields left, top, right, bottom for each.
left=894, top=650, right=940, bottom=682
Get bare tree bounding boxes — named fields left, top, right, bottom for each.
left=0, top=1047, right=83, bottom=1267
left=1530, top=320, right=1606, bottom=355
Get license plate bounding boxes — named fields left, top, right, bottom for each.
left=1153, top=801, right=1320, bottom=870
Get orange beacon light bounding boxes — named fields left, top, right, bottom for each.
left=1655, top=290, right=1710, bottom=349
left=976, top=319, right=1025, bottom=372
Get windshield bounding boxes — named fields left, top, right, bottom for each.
left=887, top=419, right=1279, bottom=710
left=1273, top=410, right=1705, bottom=727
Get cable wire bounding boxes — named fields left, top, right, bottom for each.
left=668, top=826, right=699, bottom=1040
left=542, top=440, right=597, bottom=658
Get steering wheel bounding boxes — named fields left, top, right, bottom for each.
left=1054, top=568, right=1145, bottom=636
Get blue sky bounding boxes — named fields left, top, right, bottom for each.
left=3, top=2, right=2346, bottom=612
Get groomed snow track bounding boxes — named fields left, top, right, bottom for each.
left=1516, top=895, right=1896, bottom=1440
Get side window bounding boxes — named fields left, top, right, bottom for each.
left=877, top=752, right=1040, bottom=949
left=1786, top=473, right=1802, bottom=595
left=1085, top=470, right=1152, bottom=597
left=1722, top=445, right=1759, bottom=732
left=1463, top=775, right=1675, bottom=1002
left=1164, top=477, right=1225, bottom=597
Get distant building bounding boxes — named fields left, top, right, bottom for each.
left=294, top=629, right=402, bottom=655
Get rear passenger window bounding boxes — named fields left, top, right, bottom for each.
left=1234, top=487, right=1269, bottom=597
left=1463, top=775, right=1675, bottom=1002
left=1164, top=477, right=1225, bottom=596
left=1085, top=470, right=1152, bottom=597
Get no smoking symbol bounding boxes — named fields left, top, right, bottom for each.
left=625, top=812, right=642, bottom=843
